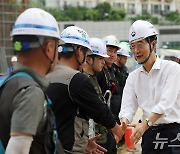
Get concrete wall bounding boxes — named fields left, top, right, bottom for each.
left=58, top=21, right=180, bottom=48
left=58, top=21, right=131, bottom=41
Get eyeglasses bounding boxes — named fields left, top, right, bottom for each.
left=130, top=41, right=148, bottom=52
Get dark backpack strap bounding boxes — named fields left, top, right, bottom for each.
left=44, top=96, right=65, bottom=154
left=0, top=72, right=38, bottom=150
left=0, top=72, right=33, bottom=86
left=0, top=139, right=5, bottom=154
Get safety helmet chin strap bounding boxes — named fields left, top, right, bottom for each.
left=46, top=41, right=57, bottom=74
left=75, top=46, right=87, bottom=69
left=138, top=37, right=153, bottom=65
left=39, top=38, right=57, bottom=74
left=81, top=50, right=87, bottom=64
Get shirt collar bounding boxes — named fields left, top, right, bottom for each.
left=152, top=56, right=161, bottom=70
left=140, top=56, right=161, bottom=72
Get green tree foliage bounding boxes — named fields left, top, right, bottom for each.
left=95, top=2, right=111, bottom=20
left=45, top=8, right=72, bottom=21
left=85, top=9, right=100, bottom=21
left=108, top=8, right=126, bottom=20
left=130, top=14, right=159, bottom=24
left=63, top=6, right=86, bottom=20
left=45, top=3, right=127, bottom=21
left=165, top=11, right=180, bottom=24
left=150, top=16, right=159, bottom=24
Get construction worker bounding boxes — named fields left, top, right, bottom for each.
left=82, top=37, right=109, bottom=139
left=46, top=26, right=126, bottom=154
left=119, top=20, right=180, bottom=154
left=113, top=42, right=130, bottom=101
left=0, top=8, right=64, bottom=154
left=96, top=35, right=121, bottom=154
left=111, top=42, right=131, bottom=149
left=7, top=56, right=17, bottom=75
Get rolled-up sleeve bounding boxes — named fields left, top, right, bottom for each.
left=11, top=86, right=45, bottom=135
left=119, top=73, right=138, bottom=123
left=152, top=65, right=180, bottom=116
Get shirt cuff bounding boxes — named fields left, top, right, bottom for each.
left=152, top=104, right=172, bottom=116
left=119, top=113, right=133, bottom=123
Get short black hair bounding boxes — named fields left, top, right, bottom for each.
left=145, top=35, right=157, bottom=43
left=12, top=35, right=39, bottom=43
left=58, top=51, right=74, bottom=59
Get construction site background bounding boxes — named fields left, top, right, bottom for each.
left=0, top=0, right=28, bottom=74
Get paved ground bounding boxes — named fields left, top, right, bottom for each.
left=118, top=108, right=143, bottom=154
left=118, top=144, right=141, bottom=154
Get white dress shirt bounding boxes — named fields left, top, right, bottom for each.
left=119, top=57, right=180, bottom=125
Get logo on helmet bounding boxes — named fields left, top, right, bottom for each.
left=131, top=31, right=136, bottom=37
left=105, top=40, right=108, bottom=44
left=77, top=29, right=87, bottom=39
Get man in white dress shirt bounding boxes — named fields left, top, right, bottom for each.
left=119, top=20, right=180, bottom=154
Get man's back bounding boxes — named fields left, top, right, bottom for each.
left=46, top=65, right=79, bottom=151
left=47, top=64, right=117, bottom=151
left=0, top=64, right=48, bottom=153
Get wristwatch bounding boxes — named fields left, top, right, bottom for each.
left=145, top=118, right=153, bottom=127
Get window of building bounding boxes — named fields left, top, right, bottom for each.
left=151, top=4, right=161, bottom=14
left=128, top=4, right=135, bottom=14
left=84, top=1, right=93, bottom=8
left=112, top=3, right=124, bottom=8
left=164, top=5, right=170, bottom=11
left=142, top=4, right=148, bottom=14
left=76, top=1, right=80, bottom=7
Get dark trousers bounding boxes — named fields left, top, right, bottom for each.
left=142, top=123, right=180, bottom=154
left=100, top=132, right=117, bottom=154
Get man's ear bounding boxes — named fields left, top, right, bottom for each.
left=151, top=40, right=157, bottom=53
left=44, top=40, right=54, bottom=60
left=75, top=47, right=81, bottom=59
left=86, top=56, right=91, bottom=63
left=152, top=40, right=157, bottom=47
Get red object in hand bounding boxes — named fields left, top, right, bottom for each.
left=125, top=127, right=135, bottom=149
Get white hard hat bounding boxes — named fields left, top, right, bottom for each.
left=88, top=37, right=109, bottom=58
left=11, top=8, right=61, bottom=40
left=102, top=35, right=120, bottom=49
left=129, top=20, right=158, bottom=43
left=117, top=42, right=131, bottom=57
left=60, top=26, right=91, bottom=51
left=11, top=56, right=17, bottom=62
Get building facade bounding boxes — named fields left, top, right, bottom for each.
left=45, top=0, right=180, bottom=16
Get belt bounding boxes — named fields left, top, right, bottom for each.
left=77, top=113, right=89, bottom=121
left=150, top=123, right=180, bottom=131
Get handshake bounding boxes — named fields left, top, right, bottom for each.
left=85, top=121, right=127, bottom=154
left=111, top=121, right=127, bottom=143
